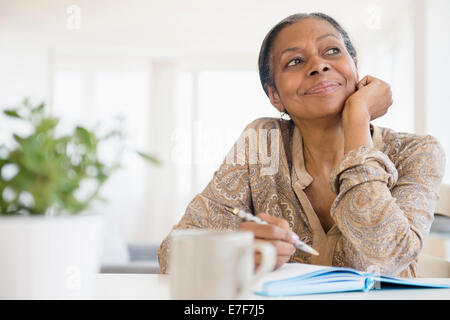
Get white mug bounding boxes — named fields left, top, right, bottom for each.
left=169, top=229, right=276, bottom=300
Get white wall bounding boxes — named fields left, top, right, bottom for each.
left=2, top=0, right=448, bottom=247
left=0, top=33, right=50, bottom=145
left=425, top=0, right=450, bottom=184
left=369, top=5, right=415, bottom=134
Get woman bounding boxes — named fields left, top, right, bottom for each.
left=157, top=13, right=445, bottom=277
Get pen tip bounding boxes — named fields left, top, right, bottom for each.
left=312, top=249, right=319, bottom=256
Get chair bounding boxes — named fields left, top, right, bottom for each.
left=417, top=254, right=450, bottom=277
left=100, top=244, right=161, bottom=274
left=435, top=184, right=450, bottom=218
left=417, top=184, right=450, bottom=277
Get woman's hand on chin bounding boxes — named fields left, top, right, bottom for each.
left=342, top=75, right=393, bottom=122
left=340, top=75, right=392, bottom=154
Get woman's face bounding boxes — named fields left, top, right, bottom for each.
left=267, top=18, right=359, bottom=121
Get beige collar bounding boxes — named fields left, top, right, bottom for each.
left=291, top=123, right=383, bottom=190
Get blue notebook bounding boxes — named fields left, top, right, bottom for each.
left=254, top=266, right=450, bottom=297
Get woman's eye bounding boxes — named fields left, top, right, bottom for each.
left=287, top=58, right=302, bottom=67
left=326, top=47, right=340, bottom=55
left=286, top=48, right=340, bottom=67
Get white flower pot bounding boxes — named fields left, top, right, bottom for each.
left=0, top=212, right=105, bottom=299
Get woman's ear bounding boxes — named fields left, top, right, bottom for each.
left=265, top=84, right=285, bottom=113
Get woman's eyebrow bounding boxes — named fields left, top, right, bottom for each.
left=317, top=33, right=338, bottom=42
left=279, top=33, right=339, bottom=60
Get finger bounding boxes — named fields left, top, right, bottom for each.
left=256, top=213, right=290, bottom=230
left=356, top=76, right=369, bottom=89
left=254, top=238, right=296, bottom=257
left=254, top=251, right=262, bottom=265
left=240, top=221, right=299, bottom=244
left=255, top=251, right=292, bottom=262
left=254, top=238, right=295, bottom=271
left=254, top=251, right=291, bottom=270
left=270, top=240, right=296, bottom=256
left=275, top=255, right=291, bottom=269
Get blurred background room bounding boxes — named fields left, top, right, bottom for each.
left=1, top=0, right=449, bottom=274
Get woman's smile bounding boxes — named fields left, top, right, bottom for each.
left=304, top=80, right=341, bottom=95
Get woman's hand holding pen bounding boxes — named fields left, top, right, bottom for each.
left=238, top=213, right=298, bottom=270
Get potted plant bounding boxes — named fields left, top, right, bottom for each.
left=0, top=99, right=159, bottom=299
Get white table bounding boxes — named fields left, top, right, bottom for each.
left=94, top=263, right=450, bottom=300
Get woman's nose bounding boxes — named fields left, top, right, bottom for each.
left=309, top=63, right=330, bottom=76
left=307, top=57, right=330, bottom=76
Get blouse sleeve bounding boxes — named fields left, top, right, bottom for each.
left=157, top=126, right=256, bottom=274
left=329, top=135, right=446, bottom=276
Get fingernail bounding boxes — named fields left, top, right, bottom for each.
left=290, top=232, right=299, bottom=243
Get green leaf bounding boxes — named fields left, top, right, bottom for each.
left=32, top=103, right=45, bottom=113
left=36, top=118, right=59, bottom=133
left=75, top=126, right=96, bottom=150
left=136, top=151, right=161, bottom=165
left=3, top=109, right=21, bottom=119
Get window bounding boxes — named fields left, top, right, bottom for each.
left=191, top=70, right=278, bottom=194
left=52, top=56, right=151, bottom=243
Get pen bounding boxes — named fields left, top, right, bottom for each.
left=226, top=207, right=319, bottom=256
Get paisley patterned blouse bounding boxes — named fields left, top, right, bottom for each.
left=157, top=118, right=446, bottom=277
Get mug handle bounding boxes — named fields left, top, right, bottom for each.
left=235, top=242, right=276, bottom=299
